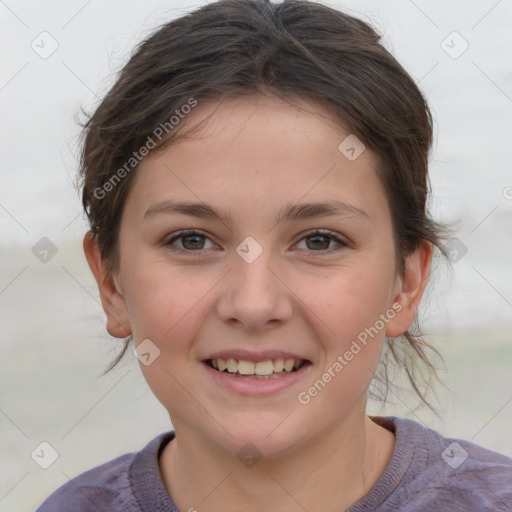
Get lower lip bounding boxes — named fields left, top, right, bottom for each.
left=201, top=361, right=312, bottom=396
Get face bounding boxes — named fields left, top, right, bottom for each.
left=89, top=94, right=427, bottom=457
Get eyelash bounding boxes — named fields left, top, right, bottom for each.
left=164, top=229, right=348, bottom=256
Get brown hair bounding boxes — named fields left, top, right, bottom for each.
left=78, top=0, right=450, bottom=412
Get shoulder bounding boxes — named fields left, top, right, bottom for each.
left=36, top=432, right=173, bottom=512
left=35, top=452, right=137, bottom=511
left=385, top=416, right=512, bottom=511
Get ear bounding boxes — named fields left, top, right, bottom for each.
left=83, top=231, right=132, bottom=338
left=385, top=241, right=432, bottom=338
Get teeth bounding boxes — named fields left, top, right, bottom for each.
left=238, top=360, right=255, bottom=375
left=284, top=359, right=294, bottom=372
left=226, top=358, right=238, bottom=373
left=254, top=360, right=274, bottom=376
left=209, top=357, right=305, bottom=376
left=273, top=358, right=284, bottom=372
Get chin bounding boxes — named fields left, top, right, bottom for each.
left=197, top=412, right=311, bottom=460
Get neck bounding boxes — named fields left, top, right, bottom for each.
left=159, top=412, right=395, bottom=512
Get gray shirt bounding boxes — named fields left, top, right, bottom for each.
left=35, top=416, right=512, bottom=511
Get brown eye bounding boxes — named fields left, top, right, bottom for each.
left=165, top=230, right=215, bottom=253
left=164, top=229, right=347, bottom=256
left=296, top=230, right=347, bottom=252
left=306, top=234, right=331, bottom=250
left=180, top=234, right=205, bottom=250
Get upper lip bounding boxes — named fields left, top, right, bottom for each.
left=203, top=349, right=311, bottom=363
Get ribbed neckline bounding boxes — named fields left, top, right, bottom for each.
left=347, top=415, right=421, bottom=511
left=130, top=430, right=179, bottom=512
left=129, top=415, right=422, bottom=511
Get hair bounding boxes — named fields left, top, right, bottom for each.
left=78, top=0, right=450, bottom=412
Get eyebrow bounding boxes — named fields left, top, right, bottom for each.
left=143, top=199, right=370, bottom=224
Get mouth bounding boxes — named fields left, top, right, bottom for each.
left=203, top=357, right=311, bottom=380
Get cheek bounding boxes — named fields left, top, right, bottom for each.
left=297, top=287, right=390, bottom=414
left=121, top=254, right=200, bottom=344
left=308, top=261, right=395, bottom=341
left=299, top=257, right=396, bottom=391
left=122, top=265, right=211, bottom=411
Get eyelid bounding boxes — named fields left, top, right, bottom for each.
left=294, top=229, right=349, bottom=251
left=164, top=229, right=217, bottom=255
left=164, top=228, right=349, bottom=254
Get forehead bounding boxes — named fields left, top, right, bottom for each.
left=126, top=94, right=389, bottom=224
left=168, top=94, right=356, bottom=158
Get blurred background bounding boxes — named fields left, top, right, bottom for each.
left=1, top=0, right=511, bottom=510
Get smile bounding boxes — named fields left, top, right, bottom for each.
left=205, top=357, right=309, bottom=379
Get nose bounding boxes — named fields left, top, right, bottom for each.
left=216, top=248, right=293, bottom=331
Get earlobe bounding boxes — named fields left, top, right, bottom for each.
left=83, top=232, right=132, bottom=339
left=385, top=241, right=432, bottom=338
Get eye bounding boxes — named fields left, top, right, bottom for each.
left=165, top=230, right=216, bottom=254
left=164, top=229, right=347, bottom=255
left=294, top=230, right=348, bottom=252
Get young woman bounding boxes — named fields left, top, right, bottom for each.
left=36, top=0, right=512, bottom=510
